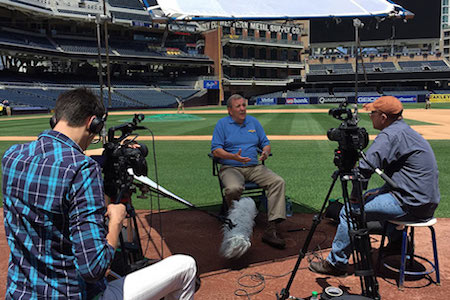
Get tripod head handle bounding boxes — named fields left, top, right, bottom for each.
left=359, top=151, right=399, bottom=190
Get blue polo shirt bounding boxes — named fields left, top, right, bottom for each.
left=211, top=115, right=270, bottom=167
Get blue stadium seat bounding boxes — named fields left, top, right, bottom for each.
left=0, top=31, right=54, bottom=50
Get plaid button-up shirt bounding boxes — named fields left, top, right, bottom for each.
left=2, top=130, right=114, bottom=299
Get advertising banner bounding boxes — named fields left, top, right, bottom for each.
left=203, top=80, right=219, bottom=89
left=256, top=97, right=277, bottom=105
left=318, top=96, right=347, bottom=104
left=285, top=97, right=309, bottom=105
left=358, top=95, right=417, bottom=104
left=430, top=94, right=450, bottom=103
left=393, top=95, right=417, bottom=103
left=357, top=96, right=379, bottom=104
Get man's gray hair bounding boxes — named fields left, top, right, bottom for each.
left=227, top=94, right=246, bottom=107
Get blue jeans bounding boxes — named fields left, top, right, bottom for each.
left=327, top=188, right=410, bottom=269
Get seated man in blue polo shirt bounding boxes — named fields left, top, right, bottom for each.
left=211, top=94, right=286, bottom=249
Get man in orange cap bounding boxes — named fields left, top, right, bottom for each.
left=309, top=96, right=440, bottom=276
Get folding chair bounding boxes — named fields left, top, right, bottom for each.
left=208, top=151, right=270, bottom=216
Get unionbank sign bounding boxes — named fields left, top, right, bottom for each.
left=203, top=80, right=219, bottom=89
left=430, top=94, right=450, bottom=103
left=286, top=97, right=309, bottom=105
left=256, top=97, right=276, bottom=105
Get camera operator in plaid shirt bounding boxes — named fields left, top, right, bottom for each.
left=2, top=88, right=197, bottom=300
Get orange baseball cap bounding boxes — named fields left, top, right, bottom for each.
left=363, top=96, right=403, bottom=115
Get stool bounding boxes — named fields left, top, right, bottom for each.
left=377, top=218, right=440, bottom=289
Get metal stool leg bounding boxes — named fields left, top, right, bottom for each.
left=399, top=227, right=409, bottom=289
left=429, top=226, right=440, bottom=285
left=376, top=222, right=388, bottom=272
left=407, top=228, right=415, bottom=269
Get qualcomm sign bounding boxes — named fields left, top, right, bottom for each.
left=256, top=97, right=277, bottom=105
left=203, top=80, right=219, bottom=89
left=286, top=97, right=309, bottom=105
left=318, top=96, right=346, bottom=104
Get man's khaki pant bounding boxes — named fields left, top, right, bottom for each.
left=219, top=164, right=286, bottom=222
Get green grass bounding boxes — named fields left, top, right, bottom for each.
left=0, top=105, right=449, bottom=217
left=0, top=110, right=432, bottom=136
left=131, top=140, right=450, bottom=217
left=1, top=139, right=449, bottom=217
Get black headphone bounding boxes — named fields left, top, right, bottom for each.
left=50, top=114, right=107, bottom=134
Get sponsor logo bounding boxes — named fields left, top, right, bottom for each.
left=358, top=95, right=418, bottom=103
left=393, top=95, right=417, bottom=103
left=357, top=96, right=379, bottom=103
left=430, top=94, right=450, bottom=103
left=256, top=97, right=276, bottom=105
left=248, top=129, right=256, bottom=133
left=286, top=97, right=309, bottom=105
left=203, top=80, right=219, bottom=89
left=318, top=97, right=347, bottom=104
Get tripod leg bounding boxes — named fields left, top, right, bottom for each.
left=277, top=171, right=340, bottom=300
left=341, top=172, right=380, bottom=300
left=131, top=213, right=145, bottom=260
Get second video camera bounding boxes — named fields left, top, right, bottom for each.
left=327, top=107, right=368, bottom=151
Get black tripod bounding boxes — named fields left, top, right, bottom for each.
left=277, top=148, right=380, bottom=300
left=109, top=186, right=158, bottom=277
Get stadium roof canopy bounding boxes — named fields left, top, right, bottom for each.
left=146, top=0, right=410, bottom=21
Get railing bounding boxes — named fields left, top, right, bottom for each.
left=223, top=76, right=292, bottom=82
left=222, top=55, right=303, bottom=65
left=222, top=35, right=303, bottom=47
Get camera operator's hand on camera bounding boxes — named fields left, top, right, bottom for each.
left=123, top=139, right=140, bottom=149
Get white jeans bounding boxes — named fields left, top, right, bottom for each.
left=100, top=254, right=197, bottom=300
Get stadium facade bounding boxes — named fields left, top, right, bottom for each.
left=200, top=20, right=309, bottom=103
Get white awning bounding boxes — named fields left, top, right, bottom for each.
left=148, top=0, right=408, bottom=21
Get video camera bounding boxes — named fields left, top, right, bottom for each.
left=102, top=114, right=149, bottom=203
left=327, top=105, right=369, bottom=171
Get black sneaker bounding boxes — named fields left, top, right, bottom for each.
left=308, top=260, right=348, bottom=277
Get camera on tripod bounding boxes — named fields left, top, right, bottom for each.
left=327, top=107, right=369, bottom=151
left=102, top=114, right=149, bottom=203
left=327, top=107, right=369, bottom=171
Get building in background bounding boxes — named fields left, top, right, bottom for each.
left=0, top=0, right=448, bottom=110
left=441, top=0, right=450, bottom=60
left=200, top=20, right=309, bottom=103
